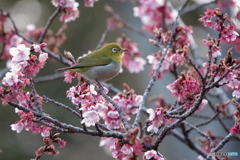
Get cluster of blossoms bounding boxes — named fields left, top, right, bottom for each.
left=51, top=0, right=99, bottom=22
left=0, top=22, right=25, bottom=60
left=100, top=137, right=143, bottom=160
left=100, top=134, right=164, bottom=160
left=106, top=86, right=142, bottom=129
left=34, top=133, right=67, bottom=159
left=166, top=75, right=208, bottom=110
left=206, top=57, right=240, bottom=99
left=0, top=22, right=67, bottom=60
left=26, top=24, right=67, bottom=53
left=66, top=84, right=107, bottom=127
left=146, top=106, right=176, bottom=133
left=116, top=37, right=146, bottom=73
left=51, top=0, right=79, bottom=23
left=133, top=0, right=177, bottom=33
left=203, top=37, right=222, bottom=58
left=66, top=83, right=142, bottom=129
left=143, top=150, right=164, bottom=160
left=230, top=107, right=240, bottom=135
left=148, top=26, right=192, bottom=79
left=83, top=0, right=99, bottom=7
left=1, top=43, right=50, bottom=137
left=199, top=8, right=239, bottom=43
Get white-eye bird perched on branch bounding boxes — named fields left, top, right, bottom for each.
left=56, top=43, right=128, bottom=84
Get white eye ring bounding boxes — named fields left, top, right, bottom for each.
left=112, top=48, right=118, bottom=53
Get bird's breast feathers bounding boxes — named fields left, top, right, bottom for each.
left=82, top=60, right=121, bottom=82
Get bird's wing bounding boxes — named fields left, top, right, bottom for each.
left=68, top=57, right=112, bottom=69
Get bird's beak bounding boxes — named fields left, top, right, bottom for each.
left=121, top=49, right=128, bottom=52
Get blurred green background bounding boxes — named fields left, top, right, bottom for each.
left=0, top=0, right=238, bottom=160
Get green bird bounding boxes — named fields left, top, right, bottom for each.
left=56, top=43, right=128, bottom=83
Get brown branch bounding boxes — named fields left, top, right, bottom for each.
left=206, top=133, right=234, bottom=160
left=169, top=130, right=209, bottom=158
left=183, top=121, right=215, bottom=150
left=186, top=112, right=219, bottom=133
left=43, top=95, right=82, bottom=119
left=38, top=7, right=62, bottom=44
left=34, top=73, right=64, bottom=83
left=8, top=102, right=125, bottom=138
left=96, top=26, right=110, bottom=50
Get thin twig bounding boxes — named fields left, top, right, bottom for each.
left=102, top=82, right=124, bottom=94
left=206, top=133, right=234, bottom=160
left=34, top=73, right=64, bottom=83
left=96, top=26, right=110, bottom=50
left=186, top=112, right=219, bottom=133
left=6, top=10, right=70, bottom=66
left=169, top=130, right=209, bottom=158
left=189, top=58, right=204, bottom=84
left=38, top=7, right=61, bottom=44
left=29, top=79, right=43, bottom=112
left=43, top=95, right=82, bottom=119
left=183, top=121, right=215, bottom=149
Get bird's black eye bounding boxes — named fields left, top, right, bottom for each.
left=112, top=48, right=118, bottom=53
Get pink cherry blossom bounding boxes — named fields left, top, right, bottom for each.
left=9, top=35, right=23, bottom=48
left=58, top=139, right=67, bottom=148
left=233, top=90, right=240, bottom=98
left=143, top=150, right=164, bottom=160
left=133, top=0, right=177, bottom=34
left=112, top=90, right=142, bottom=116
left=63, top=71, right=80, bottom=83
left=83, top=0, right=99, bottom=7
left=10, top=44, right=30, bottom=62
left=81, top=110, right=100, bottom=127
left=41, top=128, right=51, bottom=137
left=199, top=8, right=239, bottom=43
left=10, top=121, right=24, bottom=133
left=230, top=120, right=240, bottom=135
left=2, top=72, right=19, bottom=86
left=52, top=0, right=79, bottom=23
left=120, top=144, right=133, bottom=156
left=38, top=52, right=48, bottom=63
left=99, top=137, right=116, bottom=147
left=146, top=108, right=176, bottom=133
left=167, top=76, right=201, bottom=103
left=117, top=37, right=146, bottom=73
left=104, top=109, right=122, bottom=129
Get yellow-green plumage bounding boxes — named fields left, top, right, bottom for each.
left=56, top=43, right=127, bottom=82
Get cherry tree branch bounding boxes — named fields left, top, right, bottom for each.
left=43, top=95, right=82, bottom=118
left=8, top=102, right=125, bottom=138
left=183, top=121, right=215, bottom=150
left=133, top=0, right=191, bottom=128
left=206, top=133, right=234, bottom=160
left=96, top=26, right=110, bottom=50
left=33, top=73, right=64, bottom=83
left=169, top=130, right=208, bottom=157
left=38, top=7, right=62, bottom=43
left=186, top=112, right=219, bottom=133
